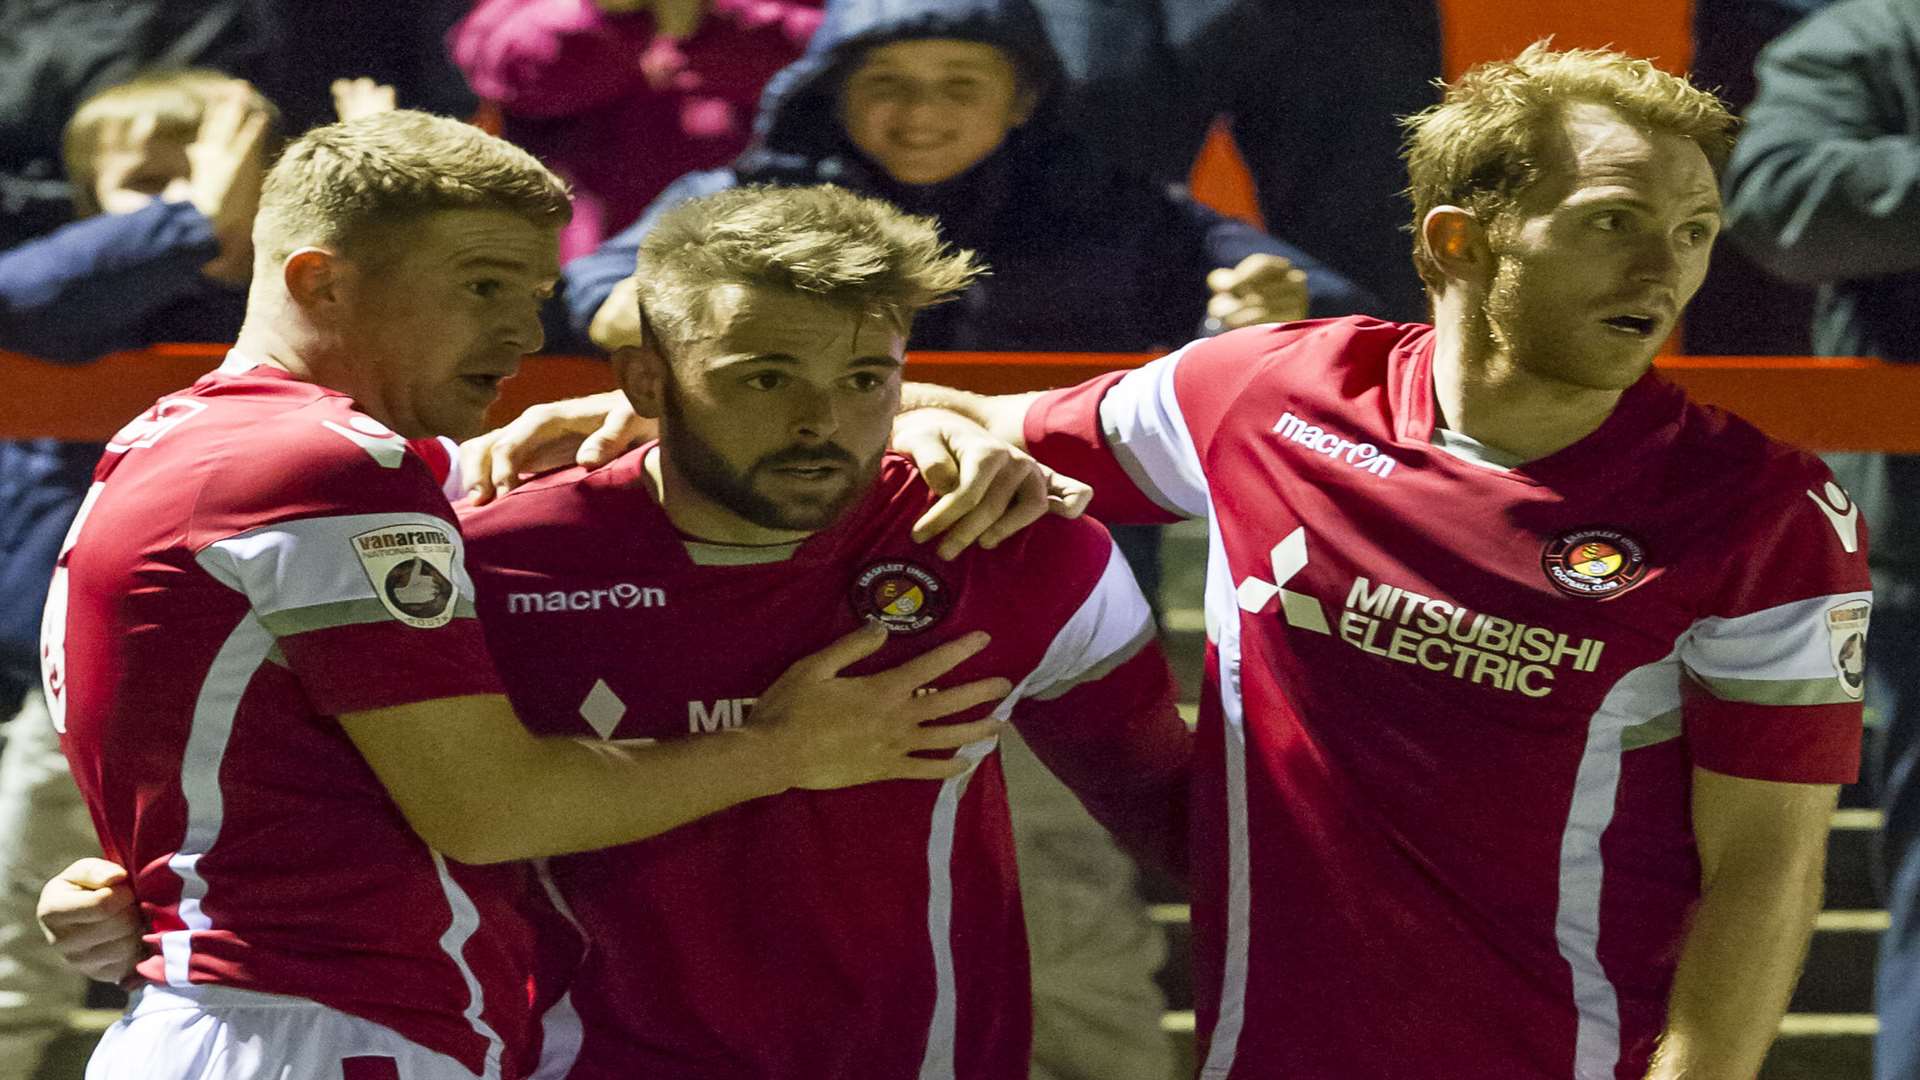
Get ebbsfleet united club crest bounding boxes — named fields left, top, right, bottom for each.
left=352, top=524, right=460, bottom=629
left=1827, top=599, right=1871, bottom=701
left=1541, top=527, right=1649, bottom=599
left=850, top=560, right=951, bottom=634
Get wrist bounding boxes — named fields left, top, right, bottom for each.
left=728, top=723, right=801, bottom=798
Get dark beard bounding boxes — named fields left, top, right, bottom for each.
left=659, top=375, right=881, bottom=532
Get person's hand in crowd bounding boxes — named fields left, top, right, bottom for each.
left=37, top=857, right=144, bottom=985
left=185, top=80, right=271, bottom=285
left=755, top=622, right=1011, bottom=790
left=459, top=388, right=655, bottom=504
left=1206, top=253, right=1309, bottom=331
left=332, top=78, right=398, bottom=123
left=589, top=276, right=646, bottom=350
left=891, top=408, right=1091, bottom=560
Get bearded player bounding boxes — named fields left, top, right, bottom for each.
left=42, top=183, right=1190, bottom=1080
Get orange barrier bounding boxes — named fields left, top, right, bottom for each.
left=3, top=345, right=1916, bottom=453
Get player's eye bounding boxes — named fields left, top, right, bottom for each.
left=1590, top=211, right=1623, bottom=232
left=844, top=371, right=888, bottom=393
left=744, top=371, right=788, bottom=391
left=467, top=279, right=503, bottom=299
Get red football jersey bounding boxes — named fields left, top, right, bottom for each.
left=459, top=448, right=1188, bottom=1080
left=42, top=362, right=542, bottom=1077
left=1024, top=317, right=1872, bottom=1079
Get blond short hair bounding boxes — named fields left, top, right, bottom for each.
left=1402, top=41, right=1736, bottom=291
left=63, top=68, right=266, bottom=218
left=633, top=184, right=983, bottom=353
left=254, top=110, right=570, bottom=264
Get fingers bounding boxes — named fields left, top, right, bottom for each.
left=1045, top=469, right=1093, bottom=518
left=68, top=936, right=144, bottom=984
left=970, top=463, right=1052, bottom=552
left=1208, top=253, right=1292, bottom=293
left=458, top=433, right=501, bottom=505
left=907, top=436, right=1012, bottom=550
left=576, top=400, right=649, bottom=468
left=780, top=619, right=891, bottom=682
left=938, top=468, right=1034, bottom=557
left=869, top=630, right=992, bottom=690
left=903, top=680, right=1014, bottom=726
left=58, top=857, right=128, bottom=891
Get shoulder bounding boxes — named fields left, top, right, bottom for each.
left=1149, top=316, right=1422, bottom=418
left=185, top=387, right=453, bottom=535
left=458, top=460, right=604, bottom=550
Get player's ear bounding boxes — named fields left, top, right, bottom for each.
left=612, top=343, right=667, bottom=420
left=1421, top=206, right=1491, bottom=288
left=282, top=248, right=341, bottom=309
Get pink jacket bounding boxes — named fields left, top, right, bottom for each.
left=451, top=0, right=822, bottom=259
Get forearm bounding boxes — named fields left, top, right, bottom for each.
left=0, top=201, right=218, bottom=362
left=898, top=383, right=1038, bottom=447
left=1647, top=863, right=1824, bottom=1079
left=457, top=728, right=794, bottom=863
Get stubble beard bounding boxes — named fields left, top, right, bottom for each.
left=659, top=375, right=881, bottom=533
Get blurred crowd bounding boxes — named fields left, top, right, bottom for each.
left=2, top=0, right=1919, bottom=1078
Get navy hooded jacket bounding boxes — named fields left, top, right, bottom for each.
left=0, top=200, right=246, bottom=691
left=561, top=0, right=1379, bottom=352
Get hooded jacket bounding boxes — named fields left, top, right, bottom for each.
left=561, top=0, right=1378, bottom=351
left=1723, top=0, right=1920, bottom=573
left=450, top=0, right=824, bottom=262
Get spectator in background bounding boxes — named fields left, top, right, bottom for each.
left=556, top=1, right=1373, bottom=1075
left=0, top=71, right=273, bottom=1079
left=1027, top=0, right=1441, bottom=321
left=0, top=0, right=475, bottom=251
left=1721, top=3, right=1920, bottom=1076
left=1680, top=0, right=1834, bottom=355
left=450, top=0, right=824, bottom=262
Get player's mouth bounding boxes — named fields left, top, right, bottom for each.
left=1599, top=314, right=1660, bottom=337
left=459, top=374, right=506, bottom=395
left=770, top=463, right=846, bottom=484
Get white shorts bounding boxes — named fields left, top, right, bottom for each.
left=85, top=983, right=499, bottom=1080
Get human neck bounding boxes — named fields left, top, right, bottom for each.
left=642, top=446, right=816, bottom=548
left=1429, top=296, right=1626, bottom=463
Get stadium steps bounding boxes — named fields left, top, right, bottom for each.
left=1148, top=521, right=1881, bottom=1078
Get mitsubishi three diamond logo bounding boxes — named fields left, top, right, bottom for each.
left=1236, top=526, right=1330, bottom=634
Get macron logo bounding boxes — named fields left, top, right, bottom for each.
left=1807, top=482, right=1861, bottom=554
left=1272, top=412, right=1397, bottom=478
left=507, top=583, right=667, bottom=614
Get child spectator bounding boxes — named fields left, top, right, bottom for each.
left=0, top=70, right=274, bottom=1080
left=450, top=0, right=824, bottom=260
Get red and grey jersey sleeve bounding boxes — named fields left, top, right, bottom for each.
left=1003, top=532, right=1192, bottom=875
left=1024, top=347, right=1206, bottom=525
left=192, top=451, right=504, bottom=716
left=1677, top=471, right=1872, bottom=783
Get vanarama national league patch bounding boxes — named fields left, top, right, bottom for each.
left=850, top=559, right=952, bottom=634
left=352, top=524, right=460, bottom=629
left=1827, top=599, right=1870, bottom=701
left=1541, top=527, right=1649, bottom=599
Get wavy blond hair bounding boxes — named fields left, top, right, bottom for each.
left=1402, top=41, right=1736, bottom=291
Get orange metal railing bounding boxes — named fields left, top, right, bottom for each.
left=3, top=345, right=1916, bottom=452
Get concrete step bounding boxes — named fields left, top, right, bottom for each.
left=1145, top=900, right=1882, bottom=1016
left=1155, top=1011, right=1875, bottom=1080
